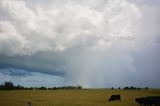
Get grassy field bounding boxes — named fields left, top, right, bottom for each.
left=0, top=89, right=160, bottom=106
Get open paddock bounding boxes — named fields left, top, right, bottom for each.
left=0, top=89, right=160, bottom=106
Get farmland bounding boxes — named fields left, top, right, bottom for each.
left=0, top=89, right=160, bottom=106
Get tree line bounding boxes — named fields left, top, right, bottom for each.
left=111, top=86, right=149, bottom=90
left=0, top=81, right=150, bottom=90
left=0, top=81, right=82, bottom=90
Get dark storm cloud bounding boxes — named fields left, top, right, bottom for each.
left=0, top=68, right=32, bottom=77
left=0, top=52, right=66, bottom=76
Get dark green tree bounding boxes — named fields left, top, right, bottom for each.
left=4, top=81, right=14, bottom=90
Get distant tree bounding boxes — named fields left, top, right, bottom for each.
left=123, top=86, right=129, bottom=90
left=145, top=87, right=149, bottom=90
left=111, top=87, right=114, bottom=90
left=137, top=87, right=141, bottom=90
left=118, top=87, right=121, bottom=90
left=39, top=86, right=47, bottom=90
left=28, top=87, right=34, bottom=90
left=77, top=85, right=82, bottom=90
left=4, top=81, right=14, bottom=90
left=15, top=85, right=24, bottom=90
left=52, top=87, right=58, bottom=90
left=130, top=86, right=136, bottom=90
left=0, top=84, right=4, bottom=90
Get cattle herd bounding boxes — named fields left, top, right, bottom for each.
left=108, top=95, right=160, bottom=106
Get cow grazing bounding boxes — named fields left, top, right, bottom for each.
left=108, top=94, right=121, bottom=101
left=135, top=96, right=160, bottom=106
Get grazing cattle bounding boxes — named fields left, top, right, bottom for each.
left=135, top=96, right=160, bottom=106
left=108, top=94, right=121, bottom=101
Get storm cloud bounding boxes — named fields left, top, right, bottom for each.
left=0, top=0, right=160, bottom=88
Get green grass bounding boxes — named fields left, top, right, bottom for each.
left=0, top=89, right=160, bottom=106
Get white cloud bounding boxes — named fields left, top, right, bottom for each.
left=0, top=0, right=143, bottom=56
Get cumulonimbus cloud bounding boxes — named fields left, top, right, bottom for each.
left=0, top=0, right=142, bottom=56
left=0, top=0, right=160, bottom=87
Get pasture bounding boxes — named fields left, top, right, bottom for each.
left=0, top=89, right=160, bottom=106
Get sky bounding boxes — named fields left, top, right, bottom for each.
left=0, top=0, right=160, bottom=88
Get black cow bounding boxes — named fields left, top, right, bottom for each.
left=135, top=96, right=160, bottom=106
left=108, top=94, right=121, bottom=101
